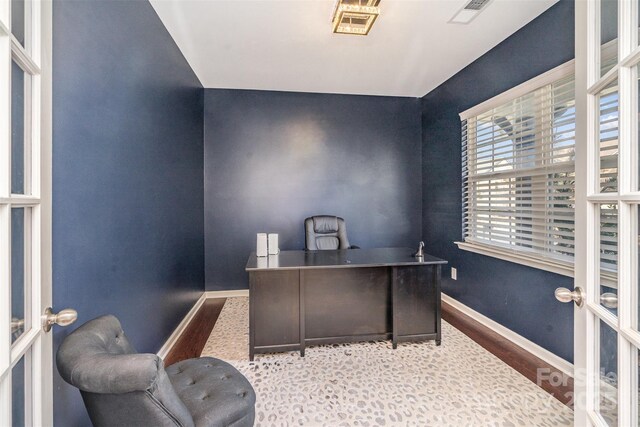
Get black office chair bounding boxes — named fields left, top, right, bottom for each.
left=304, top=215, right=359, bottom=250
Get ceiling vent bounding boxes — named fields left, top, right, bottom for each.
left=463, top=0, right=491, bottom=11
left=449, top=0, right=492, bottom=24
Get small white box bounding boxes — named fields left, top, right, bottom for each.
left=268, top=254, right=280, bottom=268
left=268, top=233, right=279, bottom=255
left=256, top=233, right=268, bottom=257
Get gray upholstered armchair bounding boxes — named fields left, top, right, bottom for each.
left=304, top=215, right=359, bottom=250
left=56, top=315, right=255, bottom=427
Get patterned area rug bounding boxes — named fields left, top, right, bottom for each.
left=201, top=297, right=573, bottom=426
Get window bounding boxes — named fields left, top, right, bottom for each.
left=458, top=50, right=621, bottom=277
left=458, top=63, right=578, bottom=276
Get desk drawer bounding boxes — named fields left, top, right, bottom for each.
left=250, top=270, right=300, bottom=347
left=393, top=265, right=438, bottom=337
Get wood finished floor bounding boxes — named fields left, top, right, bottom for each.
left=166, top=297, right=573, bottom=408
left=164, top=298, right=226, bottom=366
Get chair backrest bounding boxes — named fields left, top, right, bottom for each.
left=304, top=215, right=351, bottom=250
left=56, top=315, right=195, bottom=427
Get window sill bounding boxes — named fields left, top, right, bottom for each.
left=454, top=241, right=574, bottom=278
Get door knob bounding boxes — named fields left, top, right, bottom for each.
left=555, top=287, right=585, bottom=307
left=600, top=292, right=618, bottom=309
left=43, top=307, right=77, bottom=332
left=11, top=317, right=24, bottom=334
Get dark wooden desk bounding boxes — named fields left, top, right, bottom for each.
left=245, top=247, right=447, bottom=360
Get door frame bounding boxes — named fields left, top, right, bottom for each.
left=573, top=2, right=589, bottom=426
left=40, top=0, right=53, bottom=424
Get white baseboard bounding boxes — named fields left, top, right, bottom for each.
left=157, top=292, right=207, bottom=359
left=441, top=293, right=574, bottom=377
left=205, top=289, right=249, bottom=299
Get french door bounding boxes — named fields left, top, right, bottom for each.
left=0, top=0, right=55, bottom=425
left=571, top=0, right=640, bottom=425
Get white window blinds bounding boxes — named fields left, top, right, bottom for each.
left=461, top=73, right=576, bottom=266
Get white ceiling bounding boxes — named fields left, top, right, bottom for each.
left=150, top=0, right=559, bottom=97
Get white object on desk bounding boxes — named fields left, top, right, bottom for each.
left=256, top=233, right=268, bottom=257
left=268, top=233, right=280, bottom=255
left=268, top=254, right=279, bottom=268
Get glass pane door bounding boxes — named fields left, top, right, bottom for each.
left=0, top=0, right=52, bottom=425
left=575, top=0, right=640, bottom=425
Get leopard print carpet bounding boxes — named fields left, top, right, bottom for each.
left=201, top=297, right=573, bottom=426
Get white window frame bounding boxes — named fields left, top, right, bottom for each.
left=457, top=41, right=619, bottom=279
left=456, top=59, right=577, bottom=277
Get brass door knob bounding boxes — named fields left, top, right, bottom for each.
left=554, top=287, right=585, bottom=307
left=11, top=317, right=24, bottom=334
left=43, top=307, right=78, bottom=332
left=600, top=292, right=618, bottom=309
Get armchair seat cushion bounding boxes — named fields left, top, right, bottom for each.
left=166, top=357, right=255, bottom=427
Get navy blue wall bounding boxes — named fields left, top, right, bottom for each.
left=52, top=1, right=204, bottom=425
left=421, top=0, right=575, bottom=362
left=204, top=90, right=422, bottom=290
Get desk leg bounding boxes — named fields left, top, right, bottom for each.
left=299, top=270, right=306, bottom=357
left=249, top=273, right=255, bottom=361
left=391, top=266, right=398, bottom=350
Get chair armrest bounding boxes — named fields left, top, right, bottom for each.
left=59, top=352, right=162, bottom=394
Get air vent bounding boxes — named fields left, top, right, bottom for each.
left=463, top=0, right=490, bottom=11
left=449, top=0, right=492, bottom=24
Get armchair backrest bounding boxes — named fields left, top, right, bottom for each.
left=304, top=215, right=351, bottom=250
left=56, top=315, right=194, bottom=427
